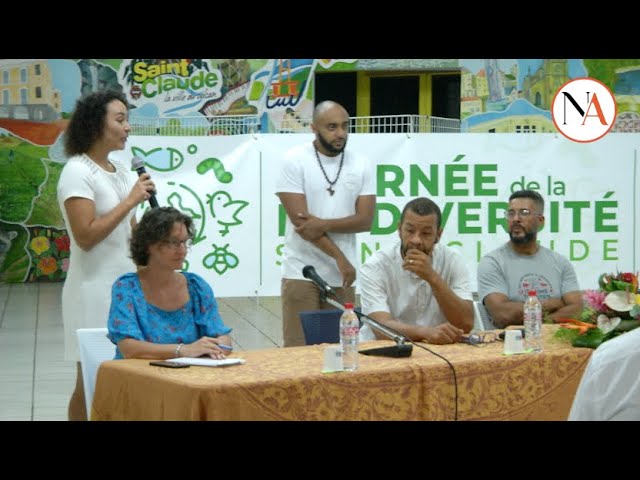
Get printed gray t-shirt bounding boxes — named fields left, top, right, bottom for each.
left=477, top=243, right=580, bottom=306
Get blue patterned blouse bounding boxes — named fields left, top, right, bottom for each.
left=107, top=272, right=231, bottom=359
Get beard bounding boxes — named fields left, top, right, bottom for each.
left=509, top=229, right=536, bottom=244
left=400, top=242, right=429, bottom=258
left=316, top=131, right=347, bottom=156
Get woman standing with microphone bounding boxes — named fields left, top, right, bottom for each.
left=57, top=89, right=155, bottom=421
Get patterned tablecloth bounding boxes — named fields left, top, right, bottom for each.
left=91, top=325, right=591, bottom=421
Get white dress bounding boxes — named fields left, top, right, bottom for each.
left=57, top=154, right=137, bottom=361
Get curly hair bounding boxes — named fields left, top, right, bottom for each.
left=130, top=207, right=194, bottom=266
left=400, top=197, right=442, bottom=228
left=64, top=89, right=129, bottom=157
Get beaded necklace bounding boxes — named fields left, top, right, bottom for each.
left=313, top=144, right=344, bottom=196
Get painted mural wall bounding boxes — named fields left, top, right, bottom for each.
left=459, top=59, right=640, bottom=133
left=1, top=58, right=638, bottom=284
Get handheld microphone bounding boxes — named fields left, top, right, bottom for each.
left=131, top=156, right=159, bottom=208
left=302, top=265, right=336, bottom=298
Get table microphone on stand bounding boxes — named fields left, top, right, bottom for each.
left=302, top=265, right=412, bottom=358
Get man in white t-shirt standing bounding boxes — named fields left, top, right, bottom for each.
left=359, top=197, right=473, bottom=343
left=275, top=101, right=376, bottom=347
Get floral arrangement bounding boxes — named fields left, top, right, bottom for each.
left=27, top=227, right=70, bottom=282
left=555, top=271, right=640, bottom=349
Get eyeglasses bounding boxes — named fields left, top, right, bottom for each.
left=160, top=238, right=192, bottom=251
left=504, top=208, right=540, bottom=219
left=460, top=331, right=497, bottom=346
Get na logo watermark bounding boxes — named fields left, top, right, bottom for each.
left=551, top=77, right=617, bottom=143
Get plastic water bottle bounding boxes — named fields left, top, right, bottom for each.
left=523, top=290, right=543, bottom=352
left=340, top=303, right=359, bottom=371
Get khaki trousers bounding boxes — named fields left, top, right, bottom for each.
left=281, top=278, right=355, bottom=347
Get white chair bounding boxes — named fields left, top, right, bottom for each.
left=76, top=328, right=115, bottom=419
left=473, top=300, right=494, bottom=331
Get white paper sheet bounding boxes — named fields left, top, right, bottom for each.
left=168, top=357, right=245, bottom=367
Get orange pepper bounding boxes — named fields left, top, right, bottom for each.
left=559, top=319, right=597, bottom=335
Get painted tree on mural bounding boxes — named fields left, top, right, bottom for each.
left=583, top=59, right=640, bottom=92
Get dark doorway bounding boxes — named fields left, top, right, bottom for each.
left=370, top=76, right=419, bottom=116
left=370, top=76, right=419, bottom=132
left=432, top=74, right=461, bottom=119
left=314, top=72, right=357, bottom=118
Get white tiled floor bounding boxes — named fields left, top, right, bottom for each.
left=0, top=282, right=283, bottom=421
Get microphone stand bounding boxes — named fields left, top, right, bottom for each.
left=322, top=294, right=413, bottom=358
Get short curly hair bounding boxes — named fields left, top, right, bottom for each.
left=64, top=89, right=129, bottom=157
left=130, top=207, right=194, bottom=266
left=400, top=197, right=442, bottom=228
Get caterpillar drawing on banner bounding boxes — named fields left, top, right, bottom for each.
left=197, top=157, right=233, bottom=184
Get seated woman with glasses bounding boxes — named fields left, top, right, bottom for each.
left=107, top=206, right=233, bottom=360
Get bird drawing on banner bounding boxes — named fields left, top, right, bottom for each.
left=206, top=190, right=249, bottom=237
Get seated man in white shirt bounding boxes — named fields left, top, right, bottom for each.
left=359, top=197, right=474, bottom=344
left=568, top=327, right=640, bottom=421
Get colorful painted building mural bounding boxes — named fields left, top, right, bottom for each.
left=1, top=58, right=639, bottom=283
left=459, top=59, right=640, bottom=132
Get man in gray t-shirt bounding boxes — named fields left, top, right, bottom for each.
left=477, top=190, right=582, bottom=328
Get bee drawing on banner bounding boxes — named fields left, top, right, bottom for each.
left=203, top=243, right=239, bottom=275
